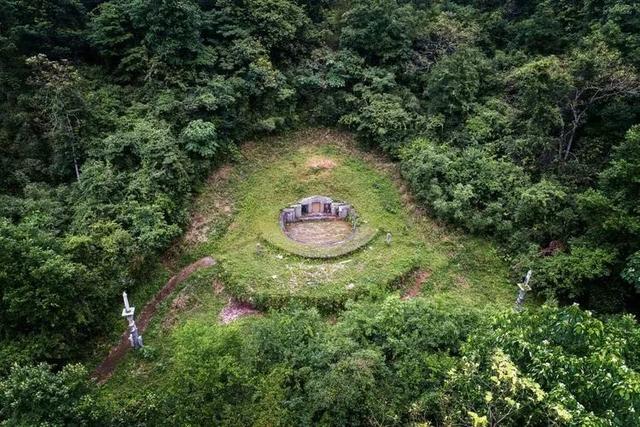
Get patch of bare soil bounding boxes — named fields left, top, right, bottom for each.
left=212, top=279, right=225, bottom=295
left=219, top=298, right=260, bottom=324
left=284, top=219, right=353, bottom=245
left=402, top=270, right=432, bottom=300
left=184, top=213, right=211, bottom=245
left=306, top=155, right=337, bottom=170
left=92, top=256, right=216, bottom=384
left=209, top=164, right=233, bottom=183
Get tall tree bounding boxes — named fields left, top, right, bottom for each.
left=559, top=43, right=640, bottom=161
left=26, top=54, right=87, bottom=181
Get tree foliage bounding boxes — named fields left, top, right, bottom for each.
left=446, top=305, right=640, bottom=426
left=0, top=362, right=93, bottom=426
left=1, top=0, right=640, bottom=423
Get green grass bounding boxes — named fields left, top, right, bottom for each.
left=96, top=128, right=515, bottom=401
left=261, top=226, right=379, bottom=259
left=196, top=138, right=429, bottom=310
left=174, top=129, right=514, bottom=311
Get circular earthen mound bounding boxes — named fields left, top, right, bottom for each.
left=284, top=218, right=354, bottom=246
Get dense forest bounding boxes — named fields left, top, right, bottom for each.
left=1, top=0, right=640, bottom=425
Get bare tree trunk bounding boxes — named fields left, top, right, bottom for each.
left=563, top=109, right=582, bottom=161
left=72, top=150, right=80, bottom=182
left=559, top=91, right=583, bottom=162
left=66, top=115, right=81, bottom=182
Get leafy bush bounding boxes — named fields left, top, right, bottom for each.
left=340, top=0, right=420, bottom=65
left=445, top=305, right=640, bottom=426
left=340, top=92, right=425, bottom=155
left=532, top=244, right=616, bottom=300
left=424, top=47, right=492, bottom=120
left=0, top=363, right=94, bottom=426
left=181, top=119, right=220, bottom=159
left=0, top=217, right=128, bottom=368
left=623, top=251, right=640, bottom=292
left=97, top=299, right=481, bottom=426
left=400, top=138, right=529, bottom=238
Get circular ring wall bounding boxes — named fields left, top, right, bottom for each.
left=261, top=195, right=377, bottom=258
left=280, top=196, right=354, bottom=247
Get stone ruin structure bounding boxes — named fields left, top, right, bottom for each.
left=279, top=195, right=351, bottom=227
left=279, top=196, right=375, bottom=249
left=279, top=196, right=356, bottom=246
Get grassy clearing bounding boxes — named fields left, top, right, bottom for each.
left=97, top=128, right=514, bottom=400
left=192, top=134, right=427, bottom=310
left=176, top=128, right=513, bottom=311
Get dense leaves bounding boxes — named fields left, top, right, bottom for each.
left=0, top=363, right=93, bottom=426
left=2, top=0, right=640, bottom=424
left=19, top=302, right=638, bottom=426
left=0, top=0, right=307, bottom=369
left=444, top=305, right=640, bottom=425
left=96, top=298, right=483, bottom=426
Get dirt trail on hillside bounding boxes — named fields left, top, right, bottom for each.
left=92, top=256, right=216, bottom=384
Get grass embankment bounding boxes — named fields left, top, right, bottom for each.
left=97, top=128, right=513, bottom=399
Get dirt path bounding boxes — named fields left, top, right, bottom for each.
left=92, top=256, right=216, bottom=384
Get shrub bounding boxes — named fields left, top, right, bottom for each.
left=0, top=363, right=94, bottom=426
left=445, top=305, right=640, bottom=426
left=400, top=138, right=529, bottom=238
